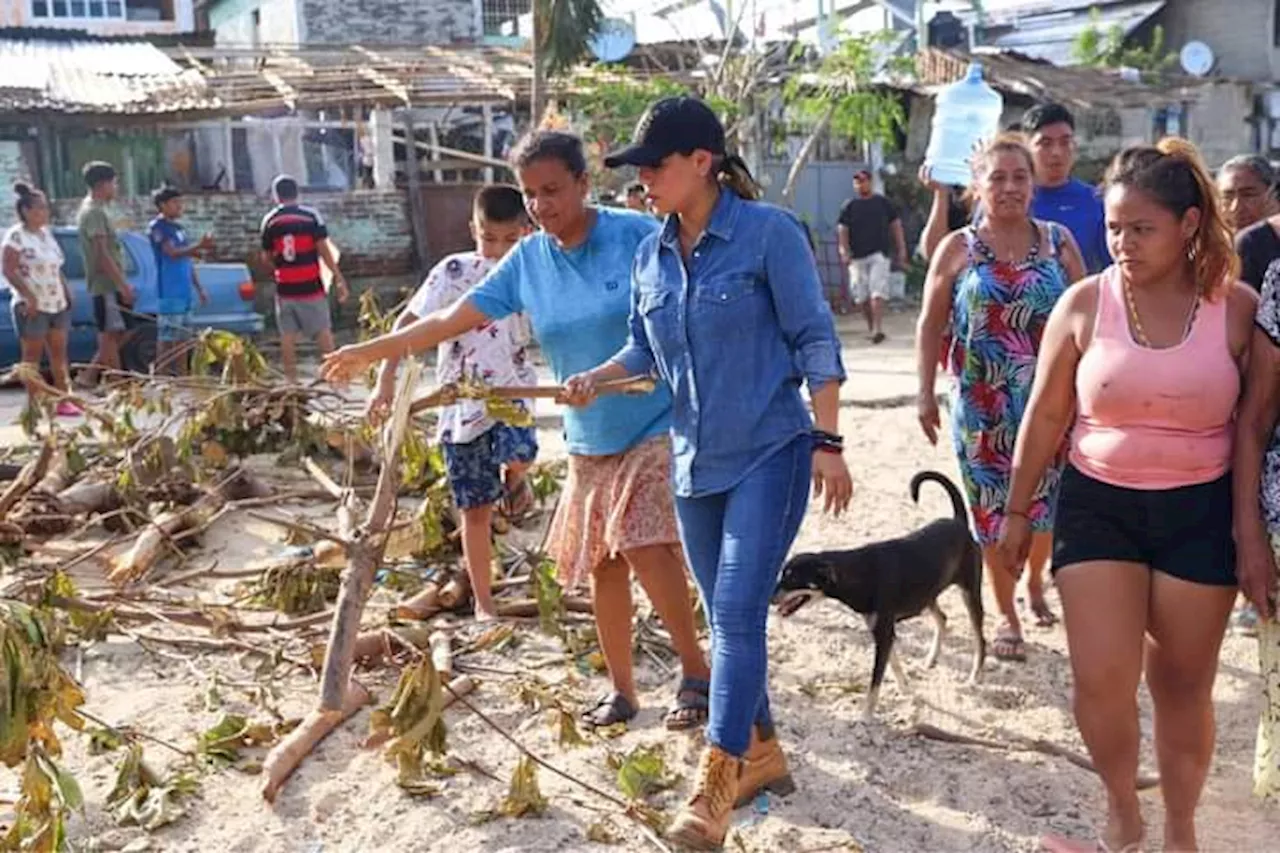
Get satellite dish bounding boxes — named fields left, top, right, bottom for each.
left=1179, top=40, right=1215, bottom=77
left=590, top=18, right=636, bottom=63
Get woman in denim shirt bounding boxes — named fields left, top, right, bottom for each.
left=565, top=97, right=851, bottom=849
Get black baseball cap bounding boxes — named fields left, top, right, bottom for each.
left=604, top=97, right=726, bottom=169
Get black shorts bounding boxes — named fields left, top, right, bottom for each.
left=1051, top=465, right=1236, bottom=587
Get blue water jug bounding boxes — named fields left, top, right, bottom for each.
left=924, top=62, right=1004, bottom=187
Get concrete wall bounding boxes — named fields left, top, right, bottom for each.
left=49, top=189, right=415, bottom=278
left=213, top=0, right=301, bottom=45
left=1149, top=0, right=1279, bottom=83
left=299, top=0, right=478, bottom=45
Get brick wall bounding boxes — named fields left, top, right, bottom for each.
left=51, top=189, right=415, bottom=279
left=300, top=0, right=477, bottom=45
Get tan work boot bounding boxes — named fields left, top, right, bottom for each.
left=735, top=727, right=796, bottom=807
left=667, top=745, right=741, bottom=850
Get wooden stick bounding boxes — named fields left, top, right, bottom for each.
left=0, top=441, right=53, bottom=520
left=44, top=593, right=335, bottom=635
left=106, top=468, right=270, bottom=586
left=33, top=449, right=73, bottom=496
left=318, top=360, right=419, bottom=712
left=260, top=679, right=372, bottom=803
left=438, top=574, right=470, bottom=609
left=428, top=631, right=453, bottom=680
left=493, top=597, right=594, bottom=619
left=393, top=582, right=441, bottom=620
left=910, top=723, right=1160, bottom=790
left=301, top=456, right=345, bottom=500
left=409, top=375, right=657, bottom=415
left=55, top=480, right=122, bottom=516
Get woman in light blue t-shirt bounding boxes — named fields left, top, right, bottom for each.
left=322, top=131, right=711, bottom=732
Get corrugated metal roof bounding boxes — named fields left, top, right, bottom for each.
left=0, top=37, right=213, bottom=113
left=0, top=37, right=532, bottom=115
left=980, top=0, right=1167, bottom=67
left=913, top=47, right=1224, bottom=110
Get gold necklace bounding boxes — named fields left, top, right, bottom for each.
left=1123, top=278, right=1199, bottom=348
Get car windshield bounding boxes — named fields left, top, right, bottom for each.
left=55, top=232, right=138, bottom=279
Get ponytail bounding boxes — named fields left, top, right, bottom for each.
left=1105, top=137, right=1237, bottom=299
left=716, top=154, right=762, bottom=201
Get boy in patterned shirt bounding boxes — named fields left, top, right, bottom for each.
left=368, top=185, right=536, bottom=621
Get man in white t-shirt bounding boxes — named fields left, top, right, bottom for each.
left=2, top=182, right=78, bottom=416
left=367, top=185, right=536, bottom=621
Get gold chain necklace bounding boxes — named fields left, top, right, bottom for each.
left=1123, top=278, right=1199, bottom=348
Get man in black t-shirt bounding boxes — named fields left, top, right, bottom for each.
left=836, top=169, right=907, bottom=343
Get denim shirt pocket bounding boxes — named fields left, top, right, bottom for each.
left=694, top=272, right=757, bottom=306
left=638, top=287, right=676, bottom=371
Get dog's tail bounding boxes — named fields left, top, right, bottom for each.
left=909, top=470, right=967, bottom=522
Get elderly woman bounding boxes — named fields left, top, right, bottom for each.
left=1222, top=154, right=1280, bottom=289
left=916, top=133, right=1086, bottom=664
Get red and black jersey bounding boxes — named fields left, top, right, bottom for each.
left=260, top=203, right=328, bottom=299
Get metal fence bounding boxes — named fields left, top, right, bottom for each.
left=762, top=159, right=865, bottom=310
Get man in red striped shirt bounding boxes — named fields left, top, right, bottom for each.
left=260, top=175, right=349, bottom=381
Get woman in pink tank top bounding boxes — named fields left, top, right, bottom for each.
left=998, top=139, right=1257, bottom=853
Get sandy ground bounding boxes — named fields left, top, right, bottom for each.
left=5, top=309, right=1280, bottom=852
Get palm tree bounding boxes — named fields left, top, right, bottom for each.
left=530, top=0, right=604, bottom=125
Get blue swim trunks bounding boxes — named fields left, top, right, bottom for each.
left=442, top=423, right=538, bottom=510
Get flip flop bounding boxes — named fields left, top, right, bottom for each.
left=993, top=626, right=1027, bottom=662
left=499, top=477, right=535, bottom=524
left=665, top=676, right=710, bottom=731
left=581, top=692, right=638, bottom=729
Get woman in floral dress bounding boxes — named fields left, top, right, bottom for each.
left=1232, top=256, right=1280, bottom=801
left=916, top=133, right=1085, bottom=661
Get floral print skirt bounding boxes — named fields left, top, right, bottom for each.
left=546, top=434, right=681, bottom=591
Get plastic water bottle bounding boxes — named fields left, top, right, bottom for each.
left=924, top=62, right=1004, bottom=187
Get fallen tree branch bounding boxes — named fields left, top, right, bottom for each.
left=910, top=722, right=1160, bottom=790
left=0, top=441, right=53, bottom=519
left=319, top=361, right=420, bottom=712
left=260, top=362, right=422, bottom=805
left=44, top=593, right=335, bottom=635
left=107, top=466, right=271, bottom=585
left=260, top=679, right=372, bottom=803
left=494, top=597, right=594, bottom=619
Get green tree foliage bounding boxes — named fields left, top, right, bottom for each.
left=781, top=30, right=912, bottom=204
left=1071, top=8, right=1176, bottom=75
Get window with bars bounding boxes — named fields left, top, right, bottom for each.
left=31, top=0, right=125, bottom=18
left=482, top=0, right=531, bottom=39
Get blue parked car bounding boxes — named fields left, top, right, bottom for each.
left=0, top=226, right=264, bottom=372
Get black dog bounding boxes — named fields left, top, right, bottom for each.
left=773, top=471, right=985, bottom=718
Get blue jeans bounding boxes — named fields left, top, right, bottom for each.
left=675, top=436, right=811, bottom=757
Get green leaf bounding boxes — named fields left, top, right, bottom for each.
left=610, top=744, right=676, bottom=801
